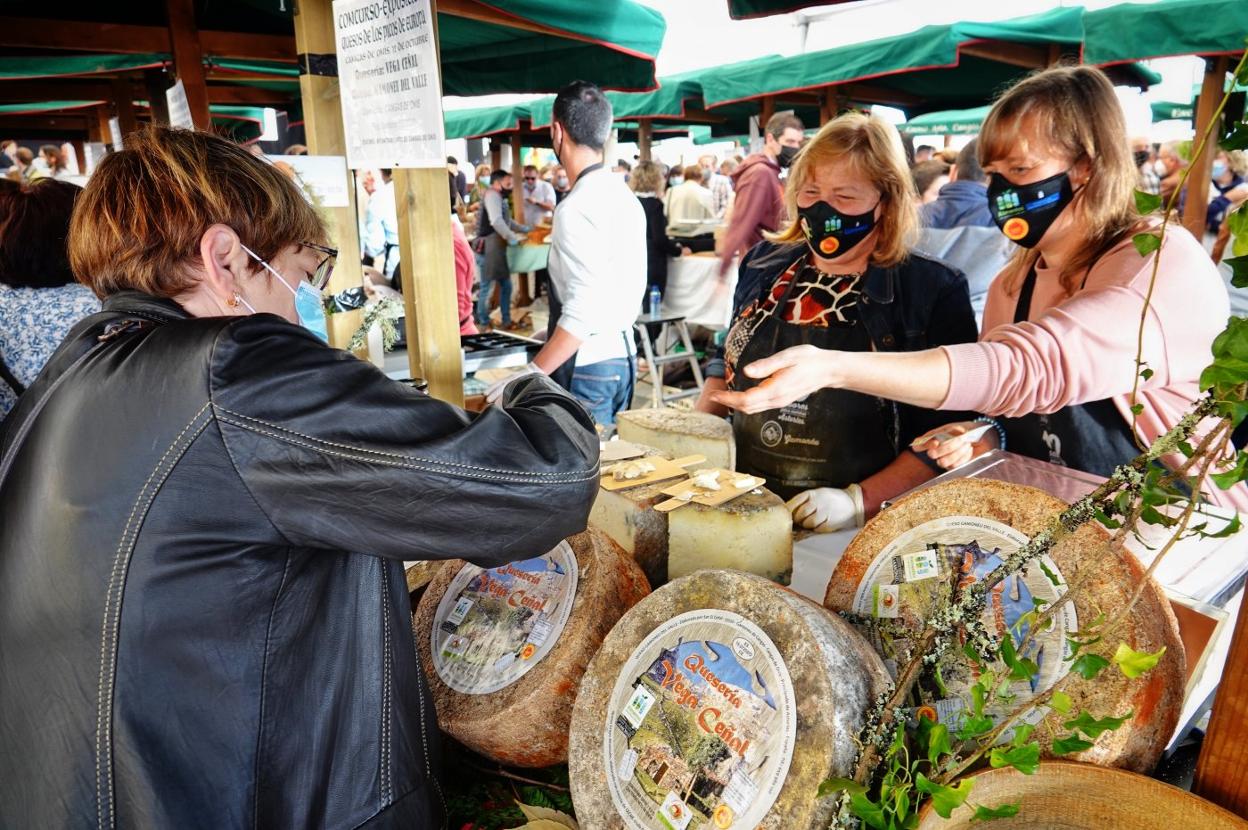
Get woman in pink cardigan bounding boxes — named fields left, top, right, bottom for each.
left=713, top=65, right=1248, bottom=511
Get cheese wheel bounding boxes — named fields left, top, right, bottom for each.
left=414, top=528, right=650, bottom=767
left=591, top=445, right=674, bottom=586
left=667, top=489, right=793, bottom=585
left=826, top=479, right=1184, bottom=773
left=570, top=569, right=890, bottom=830
left=615, top=409, right=735, bottom=471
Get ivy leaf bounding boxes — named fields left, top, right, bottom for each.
left=916, top=773, right=974, bottom=819
left=1037, top=559, right=1061, bottom=587
left=1139, top=367, right=1154, bottom=381
left=1113, top=643, right=1166, bottom=679
left=818, top=776, right=867, bottom=798
left=1064, top=709, right=1134, bottom=739
left=1010, top=722, right=1036, bottom=747
left=1050, top=689, right=1073, bottom=715
left=850, top=791, right=888, bottom=829
left=1178, top=440, right=1196, bottom=458
left=1223, top=121, right=1248, bottom=152
left=1001, top=636, right=1040, bottom=683
left=1227, top=255, right=1248, bottom=289
left=1208, top=512, right=1242, bottom=539
left=973, top=803, right=1021, bottom=821
left=988, top=742, right=1041, bottom=775
left=956, top=715, right=995, bottom=741
left=926, top=722, right=953, bottom=766
left=1134, top=189, right=1162, bottom=214
left=1071, top=653, right=1110, bottom=680
left=1094, top=509, right=1122, bottom=529
left=1211, top=451, right=1248, bottom=490
left=1132, top=232, right=1162, bottom=257
left=1051, top=733, right=1096, bottom=755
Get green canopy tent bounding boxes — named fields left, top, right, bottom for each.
left=900, top=104, right=990, bottom=136
left=727, top=0, right=861, bottom=20
left=1152, top=101, right=1195, bottom=122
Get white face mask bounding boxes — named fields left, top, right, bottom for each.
left=1154, top=159, right=1169, bottom=176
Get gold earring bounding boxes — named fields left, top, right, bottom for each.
left=227, top=294, right=241, bottom=309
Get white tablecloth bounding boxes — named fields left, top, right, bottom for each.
left=661, top=253, right=738, bottom=330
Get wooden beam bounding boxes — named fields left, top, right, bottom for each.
left=1182, top=56, right=1229, bottom=239
left=760, top=95, right=775, bottom=128
left=112, top=79, right=138, bottom=139
left=490, top=143, right=502, bottom=170
left=1195, top=596, right=1248, bottom=816
left=0, top=17, right=293, bottom=61
left=291, top=0, right=366, bottom=352
left=0, top=114, right=89, bottom=133
left=206, top=85, right=297, bottom=105
left=839, top=82, right=922, bottom=107
left=960, top=40, right=1050, bottom=70
left=637, top=119, right=652, bottom=162
left=0, top=80, right=113, bottom=103
left=166, top=0, right=211, bottom=129
left=144, top=70, right=171, bottom=126
left=90, top=105, right=109, bottom=143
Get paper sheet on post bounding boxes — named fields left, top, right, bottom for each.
left=332, top=0, right=445, bottom=170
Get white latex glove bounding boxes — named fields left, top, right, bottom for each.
left=484, top=362, right=546, bottom=406
left=786, top=484, right=864, bottom=533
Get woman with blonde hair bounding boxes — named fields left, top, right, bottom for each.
left=714, top=65, right=1247, bottom=510
left=697, top=111, right=977, bottom=532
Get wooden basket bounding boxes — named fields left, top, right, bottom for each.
left=918, top=761, right=1247, bottom=829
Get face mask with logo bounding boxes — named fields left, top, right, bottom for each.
left=778, top=145, right=800, bottom=169
left=797, top=200, right=877, bottom=260
left=986, top=170, right=1076, bottom=249
left=240, top=244, right=330, bottom=343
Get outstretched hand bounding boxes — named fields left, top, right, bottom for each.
left=708, top=345, right=834, bottom=414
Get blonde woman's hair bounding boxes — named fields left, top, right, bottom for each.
left=769, top=111, right=918, bottom=268
left=979, top=64, right=1139, bottom=296
left=629, top=160, right=666, bottom=194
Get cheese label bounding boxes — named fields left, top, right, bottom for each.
left=851, top=516, right=1077, bottom=730
left=431, top=541, right=578, bottom=695
left=603, top=610, right=796, bottom=830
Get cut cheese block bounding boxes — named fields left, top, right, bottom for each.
left=667, top=488, right=793, bottom=584
left=826, top=479, right=1185, bottom=773
left=615, top=408, right=735, bottom=472
left=570, top=569, right=890, bottom=830
left=414, top=528, right=650, bottom=767
left=404, top=560, right=442, bottom=594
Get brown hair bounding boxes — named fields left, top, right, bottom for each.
left=682, top=163, right=705, bottom=183
left=628, top=160, right=666, bottom=194
left=979, top=65, right=1139, bottom=296
left=765, top=112, right=803, bottom=142
left=0, top=178, right=80, bottom=288
left=770, top=111, right=919, bottom=268
left=70, top=127, right=325, bottom=299
left=39, top=144, right=65, bottom=172
left=911, top=159, right=951, bottom=198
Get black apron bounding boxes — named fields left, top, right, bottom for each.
left=729, top=264, right=896, bottom=500
left=544, top=162, right=604, bottom=392
left=997, top=266, right=1138, bottom=477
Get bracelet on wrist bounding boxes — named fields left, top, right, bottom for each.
left=974, top=416, right=1006, bottom=452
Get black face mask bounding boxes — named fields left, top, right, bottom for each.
left=778, top=145, right=799, bottom=169
left=797, top=200, right=877, bottom=260
left=1133, top=150, right=1151, bottom=169
left=986, top=170, right=1075, bottom=249
left=501, top=186, right=513, bottom=198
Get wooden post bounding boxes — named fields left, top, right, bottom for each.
left=510, top=132, right=524, bottom=222
left=1183, top=56, right=1229, bottom=240
left=819, top=89, right=835, bottom=125
left=1194, top=597, right=1248, bottom=817
left=144, top=70, right=171, bottom=126
left=760, top=95, right=776, bottom=128
left=94, top=104, right=112, bottom=145
left=391, top=0, right=464, bottom=404
left=944, top=134, right=954, bottom=148
left=638, top=119, right=653, bottom=161
left=490, top=140, right=502, bottom=170
left=111, top=78, right=138, bottom=139
left=291, top=0, right=363, bottom=299
left=164, top=0, right=211, bottom=129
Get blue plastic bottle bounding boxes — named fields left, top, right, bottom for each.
left=648, top=285, right=661, bottom=317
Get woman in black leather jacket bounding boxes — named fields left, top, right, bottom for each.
left=696, top=112, right=977, bottom=534
left=0, top=127, right=599, bottom=829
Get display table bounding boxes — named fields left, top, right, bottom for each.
left=506, top=241, right=549, bottom=274
left=661, top=252, right=738, bottom=330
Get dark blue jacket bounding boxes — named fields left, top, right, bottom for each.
left=920, top=180, right=994, bottom=229
left=708, top=241, right=979, bottom=448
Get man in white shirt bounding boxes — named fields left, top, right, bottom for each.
left=363, top=168, right=399, bottom=281
left=698, top=154, right=733, bottom=217
left=485, top=81, right=646, bottom=425
left=520, top=165, right=556, bottom=227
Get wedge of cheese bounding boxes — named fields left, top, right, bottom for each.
left=615, top=408, right=735, bottom=471
left=414, top=528, right=650, bottom=767
left=570, top=569, right=890, bottom=830
left=667, top=489, right=793, bottom=584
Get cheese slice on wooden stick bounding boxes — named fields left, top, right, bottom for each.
left=414, top=528, right=650, bottom=767
left=615, top=409, right=735, bottom=471
left=826, top=479, right=1184, bottom=773
left=570, top=569, right=890, bottom=830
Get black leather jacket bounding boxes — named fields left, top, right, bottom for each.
left=0, top=292, right=600, bottom=828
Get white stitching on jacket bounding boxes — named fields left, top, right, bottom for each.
left=95, top=404, right=210, bottom=829
left=215, top=415, right=599, bottom=484
left=410, top=615, right=448, bottom=829
left=214, top=406, right=599, bottom=480
left=380, top=565, right=393, bottom=806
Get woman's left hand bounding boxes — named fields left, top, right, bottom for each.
left=709, top=345, right=836, bottom=414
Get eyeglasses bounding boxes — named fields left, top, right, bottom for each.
left=302, top=241, right=338, bottom=290
left=524, top=176, right=538, bottom=183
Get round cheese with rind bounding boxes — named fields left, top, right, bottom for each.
left=414, top=528, right=651, bottom=767
left=667, top=489, right=793, bottom=585
left=570, top=569, right=890, bottom=829
left=825, top=479, right=1185, bottom=773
